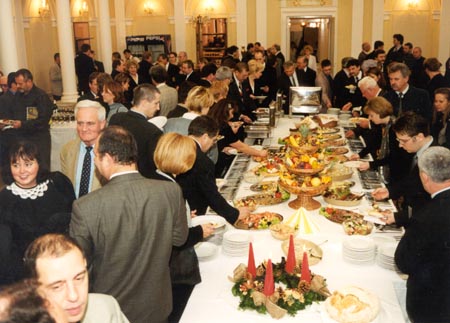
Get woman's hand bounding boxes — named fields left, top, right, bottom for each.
left=358, top=161, right=370, bottom=171
left=345, top=129, right=355, bottom=138
left=257, top=149, right=268, bottom=158
left=190, top=209, right=197, bottom=218
left=349, top=154, right=360, bottom=161
left=201, top=223, right=215, bottom=239
left=229, top=121, right=243, bottom=133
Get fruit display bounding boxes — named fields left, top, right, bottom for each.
left=279, top=172, right=331, bottom=189
left=285, top=153, right=325, bottom=175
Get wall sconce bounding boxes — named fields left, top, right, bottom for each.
left=79, top=1, right=88, bottom=16
left=407, top=0, right=419, bottom=9
left=144, top=2, right=154, bottom=15
left=38, top=0, right=50, bottom=17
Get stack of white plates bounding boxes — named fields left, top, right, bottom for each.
left=371, top=235, right=396, bottom=254
left=377, top=242, right=399, bottom=271
left=342, top=236, right=376, bottom=265
left=222, top=230, right=251, bottom=257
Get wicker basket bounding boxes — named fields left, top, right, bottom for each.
left=278, top=179, right=330, bottom=196
left=286, top=164, right=324, bottom=176
left=289, top=144, right=319, bottom=155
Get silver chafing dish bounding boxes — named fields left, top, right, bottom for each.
left=289, top=86, right=322, bottom=117
left=244, top=124, right=271, bottom=138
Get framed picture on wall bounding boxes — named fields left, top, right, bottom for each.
left=73, top=22, right=92, bottom=53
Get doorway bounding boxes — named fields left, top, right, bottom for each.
left=288, top=17, right=334, bottom=65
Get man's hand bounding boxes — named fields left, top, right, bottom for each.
left=372, top=188, right=389, bottom=200
left=237, top=207, right=251, bottom=220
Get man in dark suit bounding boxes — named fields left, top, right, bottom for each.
left=196, top=63, right=217, bottom=88
left=227, top=62, right=254, bottom=122
left=385, top=34, right=405, bottom=68
left=157, top=53, right=179, bottom=88
left=77, top=72, right=99, bottom=101
left=277, top=60, right=297, bottom=114
left=332, top=57, right=353, bottom=108
left=395, top=146, right=450, bottom=323
left=109, top=84, right=163, bottom=178
left=177, top=116, right=249, bottom=224
left=138, top=51, right=153, bottom=84
left=75, top=44, right=96, bottom=95
left=70, top=125, right=188, bottom=323
left=410, top=46, right=428, bottom=89
left=372, top=112, right=434, bottom=227
left=90, top=50, right=105, bottom=73
left=383, top=62, right=432, bottom=122
left=295, top=55, right=316, bottom=86
left=179, top=60, right=201, bottom=85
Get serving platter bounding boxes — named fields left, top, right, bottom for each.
left=234, top=212, right=283, bottom=230
left=281, top=238, right=323, bottom=265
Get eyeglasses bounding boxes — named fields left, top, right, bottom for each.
left=396, top=136, right=415, bottom=144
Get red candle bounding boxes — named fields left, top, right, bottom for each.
left=285, top=234, right=296, bottom=274
left=263, top=259, right=275, bottom=296
left=301, top=251, right=311, bottom=283
left=247, top=242, right=256, bottom=278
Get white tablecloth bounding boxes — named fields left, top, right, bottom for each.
left=180, top=117, right=407, bottom=323
left=50, top=122, right=77, bottom=172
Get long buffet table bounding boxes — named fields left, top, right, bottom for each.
left=180, top=117, right=408, bottom=323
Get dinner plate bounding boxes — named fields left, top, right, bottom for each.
left=194, top=242, right=218, bottom=261
left=320, top=299, right=388, bottom=323
left=191, top=215, right=227, bottom=230
left=343, top=161, right=363, bottom=168
left=281, top=238, right=323, bottom=265
left=223, top=230, right=251, bottom=243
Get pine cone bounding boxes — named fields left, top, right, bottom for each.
left=298, top=280, right=311, bottom=293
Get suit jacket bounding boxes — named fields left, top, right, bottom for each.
left=83, top=294, right=130, bottom=323
left=94, top=60, right=105, bottom=73
left=138, top=60, right=152, bottom=84
left=60, top=138, right=104, bottom=194
left=70, top=173, right=188, bottom=323
left=395, top=188, right=450, bottom=323
left=315, top=70, right=333, bottom=110
left=384, top=85, right=432, bottom=122
left=277, top=72, right=294, bottom=113
left=157, top=83, right=178, bottom=117
left=332, top=69, right=351, bottom=108
left=176, top=144, right=239, bottom=224
left=255, top=64, right=277, bottom=106
left=227, top=78, right=256, bottom=119
left=296, top=67, right=316, bottom=86
left=167, top=63, right=180, bottom=87
left=388, top=138, right=436, bottom=227
left=108, top=110, right=163, bottom=178
left=75, top=53, right=96, bottom=94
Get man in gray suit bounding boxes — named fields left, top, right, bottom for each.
left=24, top=233, right=130, bottom=323
left=60, top=100, right=106, bottom=198
left=150, top=64, right=178, bottom=116
left=70, top=126, right=188, bottom=323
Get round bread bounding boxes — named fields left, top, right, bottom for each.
left=325, top=286, right=380, bottom=323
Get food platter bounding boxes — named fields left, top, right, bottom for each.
left=281, top=238, right=323, bottom=265
left=233, top=191, right=290, bottom=210
left=234, top=212, right=283, bottom=230
left=342, top=218, right=374, bottom=235
left=323, top=188, right=364, bottom=207
left=249, top=181, right=278, bottom=192
left=320, top=134, right=342, bottom=141
left=323, top=147, right=349, bottom=155
left=319, top=206, right=363, bottom=224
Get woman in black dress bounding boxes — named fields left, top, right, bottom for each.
left=0, top=141, right=75, bottom=284
left=153, top=133, right=214, bottom=323
left=208, top=99, right=267, bottom=177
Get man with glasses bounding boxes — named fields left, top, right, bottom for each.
left=372, top=112, right=435, bottom=227
left=176, top=116, right=250, bottom=225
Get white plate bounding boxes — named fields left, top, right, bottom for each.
left=191, top=215, right=227, bottom=230
left=320, top=300, right=387, bottom=323
left=343, top=161, right=363, bottom=168
left=228, top=148, right=238, bottom=155
left=194, top=242, right=218, bottom=260
left=223, top=230, right=251, bottom=243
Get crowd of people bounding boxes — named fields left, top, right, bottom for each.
left=1, top=36, right=450, bottom=323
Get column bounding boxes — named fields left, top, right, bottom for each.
left=55, top=0, right=79, bottom=102
left=256, top=0, right=267, bottom=46
left=0, top=0, right=19, bottom=73
left=114, top=0, right=127, bottom=52
left=98, top=0, right=113, bottom=74
left=371, top=0, right=384, bottom=45
left=13, top=0, right=27, bottom=68
left=438, top=1, right=450, bottom=66
left=236, top=0, right=247, bottom=50
left=351, top=0, right=364, bottom=58
left=174, top=0, right=186, bottom=52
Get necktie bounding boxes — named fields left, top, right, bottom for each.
left=410, top=154, right=418, bottom=172
left=238, top=82, right=243, bottom=95
left=398, top=92, right=404, bottom=116
left=79, top=146, right=93, bottom=197
left=290, top=76, right=296, bottom=86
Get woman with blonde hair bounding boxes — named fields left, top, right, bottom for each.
left=153, top=132, right=214, bottom=323
left=209, top=80, right=229, bottom=102
left=164, top=86, right=215, bottom=135
left=301, top=45, right=317, bottom=71
left=247, top=59, right=265, bottom=105
left=350, top=96, right=410, bottom=183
